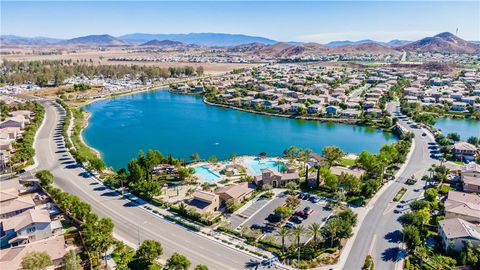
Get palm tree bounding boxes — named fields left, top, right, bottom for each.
left=275, top=227, right=291, bottom=253
left=308, top=223, right=322, bottom=245
left=275, top=160, right=283, bottom=172
left=324, top=218, right=340, bottom=247
left=291, top=225, right=305, bottom=264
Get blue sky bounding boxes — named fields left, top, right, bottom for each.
left=1, top=1, right=479, bottom=42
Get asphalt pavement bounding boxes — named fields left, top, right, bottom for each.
left=33, top=100, right=261, bottom=269
left=342, top=102, right=438, bottom=270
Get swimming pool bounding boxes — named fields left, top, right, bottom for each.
left=244, top=158, right=284, bottom=175
left=193, top=165, right=221, bottom=183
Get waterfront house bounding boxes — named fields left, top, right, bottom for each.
left=0, top=235, right=67, bottom=270
left=307, top=104, right=323, bottom=114
left=0, top=189, right=35, bottom=219
left=366, top=108, right=383, bottom=117
left=341, top=109, right=361, bottom=118
left=254, top=168, right=300, bottom=188
left=452, top=142, right=478, bottom=162
left=325, top=106, right=339, bottom=115
left=451, top=102, right=467, bottom=112
left=0, top=209, right=53, bottom=248
left=438, top=218, right=480, bottom=252
left=188, top=190, right=220, bottom=214
left=215, top=182, right=254, bottom=204
left=444, top=191, right=480, bottom=223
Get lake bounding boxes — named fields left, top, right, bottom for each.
left=434, top=117, right=480, bottom=140
left=83, top=90, right=397, bottom=169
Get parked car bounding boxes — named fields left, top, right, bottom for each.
left=297, top=192, right=306, bottom=199
left=309, top=196, right=321, bottom=203
left=290, top=215, right=304, bottom=224
left=250, top=224, right=263, bottom=230
left=267, top=214, right=281, bottom=223
left=284, top=222, right=295, bottom=228
left=303, top=206, right=313, bottom=215
left=422, top=132, right=427, bottom=136
left=295, top=210, right=308, bottom=219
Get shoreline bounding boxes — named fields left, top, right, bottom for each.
left=203, top=98, right=362, bottom=125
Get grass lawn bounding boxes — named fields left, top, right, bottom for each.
left=393, top=187, right=407, bottom=202
left=339, top=158, right=356, bottom=167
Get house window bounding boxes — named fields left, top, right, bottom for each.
left=27, top=227, right=36, bottom=233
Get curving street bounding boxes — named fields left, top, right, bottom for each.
left=342, top=102, right=438, bottom=270
left=33, top=100, right=260, bottom=269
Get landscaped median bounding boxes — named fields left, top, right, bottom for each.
left=393, top=187, right=407, bottom=202
left=56, top=98, right=105, bottom=171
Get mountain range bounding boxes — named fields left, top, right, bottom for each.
left=1, top=32, right=478, bottom=54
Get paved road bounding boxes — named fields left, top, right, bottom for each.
left=343, top=102, right=438, bottom=270
left=34, top=100, right=260, bottom=269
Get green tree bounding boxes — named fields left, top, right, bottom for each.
left=194, top=265, right=208, bottom=270
left=322, top=146, right=344, bottom=167
left=208, top=155, right=218, bottom=163
left=274, top=205, right=294, bottom=219
left=63, top=250, right=82, bottom=270
left=21, top=251, right=52, bottom=270
left=459, top=240, right=478, bottom=266
left=190, top=153, right=200, bottom=162
left=276, top=227, right=291, bottom=253
left=165, top=252, right=191, bottom=270
left=320, top=167, right=339, bottom=191
left=447, top=133, right=460, bottom=143
left=135, top=240, right=163, bottom=266
left=35, top=170, right=54, bottom=187
left=466, top=136, right=479, bottom=146
left=308, top=223, right=322, bottom=245
left=113, top=241, right=135, bottom=270
left=324, top=218, right=341, bottom=247
left=338, top=173, right=361, bottom=194
left=402, top=225, right=421, bottom=252
left=424, top=188, right=438, bottom=202
left=290, top=225, right=306, bottom=263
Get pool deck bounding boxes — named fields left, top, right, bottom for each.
left=188, top=155, right=288, bottom=183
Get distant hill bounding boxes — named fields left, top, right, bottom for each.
left=251, top=41, right=398, bottom=58
left=140, top=39, right=184, bottom=46
left=398, top=32, right=480, bottom=53
left=0, top=35, right=63, bottom=46
left=325, top=39, right=380, bottom=47
left=62, top=34, right=127, bottom=46
left=386, top=39, right=412, bottom=47
left=118, top=33, right=277, bottom=46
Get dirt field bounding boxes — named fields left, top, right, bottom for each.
left=1, top=47, right=259, bottom=75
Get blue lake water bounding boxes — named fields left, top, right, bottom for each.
left=83, top=89, right=397, bottom=169
left=434, top=118, right=480, bottom=140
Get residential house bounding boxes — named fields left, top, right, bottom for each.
left=0, top=209, right=53, bottom=248
left=451, top=102, right=467, bottom=112
left=0, top=235, right=67, bottom=270
left=444, top=191, right=480, bottom=223
left=438, top=218, right=480, bottom=252
left=325, top=106, right=339, bottom=115
left=341, top=109, right=361, bottom=118
left=187, top=190, right=220, bottom=214
left=461, top=163, right=480, bottom=193
left=452, top=142, right=478, bottom=162
left=254, top=168, right=300, bottom=188
left=215, top=182, right=255, bottom=204
left=0, top=118, right=25, bottom=130
left=0, top=189, right=35, bottom=219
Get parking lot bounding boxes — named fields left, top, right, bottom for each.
left=234, top=192, right=334, bottom=244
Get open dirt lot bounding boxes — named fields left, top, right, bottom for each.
left=1, top=47, right=259, bottom=75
